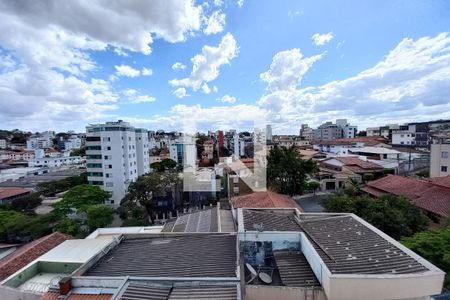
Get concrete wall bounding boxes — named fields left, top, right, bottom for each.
left=246, top=285, right=326, bottom=300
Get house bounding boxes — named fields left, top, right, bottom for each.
left=362, top=174, right=450, bottom=225
left=430, top=134, right=450, bottom=177
left=3, top=208, right=444, bottom=300
left=0, top=232, right=70, bottom=282
left=0, top=187, right=32, bottom=205
left=231, top=190, right=301, bottom=210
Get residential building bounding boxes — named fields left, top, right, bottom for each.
left=313, top=119, right=357, bottom=141
left=85, top=120, right=149, bottom=207
left=430, top=135, right=450, bottom=177
left=1, top=208, right=445, bottom=300
left=392, top=130, right=416, bottom=146
left=363, top=174, right=450, bottom=225
left=0, top=187, right=31, bottom=204
left=0, top=139, right=6, bottom=149
left=203, top=139, right=214, bottom=159
left=0, top=150, right=35, bottom=161
left=26, top=137, right=52, bottom=150
left=27, top=155, right=84, bottom=168
left=300, top=124, right=313, bottom=140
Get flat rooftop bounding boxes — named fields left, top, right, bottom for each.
left=86, top=234, right=237, bottom=278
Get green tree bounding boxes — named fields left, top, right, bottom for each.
left=362, top=173, right=375, bottom=182
left=70, top=147, right=86, bottom=157
left=150, top=158, right=177, bottom=172
left=0, top=210, right=53, bottom=242
left=402, top=227, right=450, bottom=289
left=37, top=172, right=87, bottom=196
left=9, top=193, right=43, bottom=212
left=308, top=181, right=321, bottom=195
left=267, top=146, right=318, bottom=196
left=324, top=193, right=429, bottom=240
left=87, top=205, right=113, bottom=231
left=52, top=184, right=111, bottom=216
left=120, top=171, right=179, bottom=224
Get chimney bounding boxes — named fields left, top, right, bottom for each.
left=59, top=277, right=72, bottom=295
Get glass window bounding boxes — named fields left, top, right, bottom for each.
left=442, top=166, right=448, bottom=172
left=442, top=151, right=449, bottom=159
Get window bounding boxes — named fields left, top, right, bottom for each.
left=442, top=166, right=448, bottom=172
left=102, top=137, right=110, bottom=142
left=86, top=136, right=100, bottom=142
left=108, top=164, right=112, bottom=169
left=442, top=151, right=449, bottom=159
left=107, top=146, right=111, bottom=150
left=106, top=182, right=114, bottom=187
left=106, top=173, right=113, bottom=178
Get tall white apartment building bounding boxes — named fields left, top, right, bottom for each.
left=86, top=121, right=150, bottom=207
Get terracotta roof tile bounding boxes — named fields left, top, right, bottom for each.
left=0, top=187, right=31, bottom=200
left=335, top=157, right=382, bottom=170
left=0, top=232, right=71, bottom=281
left=365, top=175, right=450, bottom=218
left=231, top=191, right=300, bottom=209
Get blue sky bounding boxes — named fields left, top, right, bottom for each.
left=0, top=0, right=449, bottom=133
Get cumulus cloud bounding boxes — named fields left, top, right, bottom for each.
left=173, top=87, right=189, bottom=98
left=172, top=62, right=187, bottom=70
left=218, top=94, right=237, bottom=103
left=170, top=33, right=238, bottom=93
left=312, top=32, right=334, bottom=46
left=237, top=0, right=245, bottom=7
left=142, top=67, right=153, bottom=76
left=115, top=65, right=141, bottom=77
left=0, top=0, right=204, bottom=131
left=260, top=49, right=323, bottom=92
left=259, top=33, right=450, bottom=132
left=203, top=11, right=226, bottom=35
left=123, top=89, right=156, bottom=103
left=0, top=1, right=203, bottom=55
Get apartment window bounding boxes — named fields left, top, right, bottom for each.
left=110, top=200, right=115, bottom=204
left=106, top=173, right=113, bottom=178
left=106, top=182, right=114, bottom=187
left=108, top=164, right=112, bottom=169
left=86, top=136, right=100, bottom=142
left=442, top=166, right=448, bottom=172
left=442, top=151, right=449, bottom=159
left=107, top=146, right=111, bottom=150
left=130, top=162, right=132, bottom=166
left=129, top=137, right=131, bottom=141
left=104, top=155, right=110, bottom=160
left=103, top=137, right=111, bottom=142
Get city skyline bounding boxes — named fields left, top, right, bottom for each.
left=0, top=0, right=449, bottom=134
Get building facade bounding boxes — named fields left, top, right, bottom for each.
left=430, top=137, right=450, bottom=177
left=86, top=121, right=149, bottom=207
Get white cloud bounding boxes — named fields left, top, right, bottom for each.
left=237, top=0, right=245, bottom=7
left=173, top=87, right=189, bottom=98
left=123, top=88, right=155, bottom=103
left=213, top=0, right=223, bottom=6
left=142, top=67, right=153, bottom=76
left=312, top=32, right=334, bottom=46
left=170, top=33, right=238, bottom=92
left=260, top=49, right=323, bottom=92
left=115, top=64, right=141, bottom=77
left=0, top=1, right=203, bottom=56
left=218, top=94, right=237, bottom=103
left=0, top=0, right=205, bottom=130
left=259, top=33, right=450, bottom=132
left=203, top=11, right=226, bottom=35
left=172, top=62, right=187, bottom=70
left=113, top=47, right=129, bottom=57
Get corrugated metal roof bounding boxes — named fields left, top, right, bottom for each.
left=162, top=207, right=218, bottom=233
left=299, top=215, right=430, bottom=274
left=118, top=283, right=238, bottom=300
left=243, top=209, right=302, bottom=231
left=86, top=235, right=237, bottom=278
left=273, top=251, right=320, bottom=287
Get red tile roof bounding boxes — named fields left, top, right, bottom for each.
left=231, top=191, right=301, bottom=209
left=40, top=292, right=112, bottom=300
left=334, top=157, right=382, bottom=170
left=0, top=187, right=31, bottom=200
left=0, top=232, right=71, bottom=281
left=364, top=175, right=450, bottom=218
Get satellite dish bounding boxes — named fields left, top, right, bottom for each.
left=245, top=263, right=257, bottom=277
